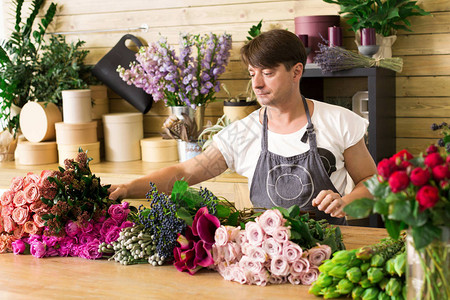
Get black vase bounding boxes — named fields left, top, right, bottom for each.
left=91, top=34, right=153, bottom=114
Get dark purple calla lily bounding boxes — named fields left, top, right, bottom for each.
left=194, top=240, right=214, bottom=267
left=196, top=213, right=220, bottom=249
left=191, top=206, right=208, bottom=236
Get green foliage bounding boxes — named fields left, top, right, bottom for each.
left=246, top=19, right=263, bottom=41
left=322, top=0, right=430, bottom=36
left=32, top=35, right=95, bottom=106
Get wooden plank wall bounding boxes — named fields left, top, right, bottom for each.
left=2, top=0, right=449, bottom=156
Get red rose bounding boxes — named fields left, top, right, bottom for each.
left=410, top=167, right=430, bottom=186
left=432, top=165, right=450, bottom=181
left=446, top=156, right=450, bottom=165
left=424, top=152, right=444, bottom=168
left=377, top=158, right=397, bottom=179
left=390, top=150, right=413, bottom=164
left=416, top=185, right=439, bottom=211
left=426, top=144, right=439, bottom=154
left=388, top=171, right=410, bottom=193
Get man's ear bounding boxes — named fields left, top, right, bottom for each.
left=293, top=63, right=304, bottom=79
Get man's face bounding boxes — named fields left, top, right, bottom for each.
left=248, top=63, right=300, bottom=107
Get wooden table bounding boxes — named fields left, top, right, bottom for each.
left=0, top=226, right=387, bottom=300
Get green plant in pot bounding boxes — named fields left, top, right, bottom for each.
left=0, top=0, right=57, bottom=136
left=322, top=0, right=430, bottom=58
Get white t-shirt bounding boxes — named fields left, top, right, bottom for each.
left=213, top=99, right=369, bottom=195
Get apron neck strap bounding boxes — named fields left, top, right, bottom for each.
left=261, top=107, right=269, bottom=151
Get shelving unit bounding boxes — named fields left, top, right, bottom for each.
left=301, top=66, right=396, bottom=163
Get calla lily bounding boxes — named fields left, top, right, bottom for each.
left=196, top=213, right=220, bottom=249
left=191, top=206, right=209, bottom=236
left=176, top=233, right=192, bottom=251
left=194, top=240, right=214, bottom=267
left=173, top=246, right=202, bottom=275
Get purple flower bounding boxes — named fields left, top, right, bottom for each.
left=192, top=207, right=220, bottom=249
left=100, top=218, right=119, bottom=236
left=108, top=204, right=130, bottom=223
left=30, top=241, right=46, bottom=258
left=12, top=239, right=26, bottom=255
left=65, top=220, right=80, bottom=237
left=193, top=240, right=214, bottom=267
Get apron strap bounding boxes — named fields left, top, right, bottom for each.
left=301, top=95, right=318, bottom=152
left=261, top=107, right=269, bottom=151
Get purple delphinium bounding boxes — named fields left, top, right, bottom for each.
left=117, top=32, right=232, bottom=108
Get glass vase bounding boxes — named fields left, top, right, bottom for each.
left=169, top=104, right=205, bottom=131
left=407, top=227, right=450, bottom=300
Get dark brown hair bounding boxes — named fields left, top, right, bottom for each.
left=240, top=29, right=307, bottom=71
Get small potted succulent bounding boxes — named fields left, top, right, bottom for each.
left=322, top=0, right=430, bottom=58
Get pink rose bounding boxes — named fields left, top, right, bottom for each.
left=108, top=204, right=130, bottom=223
left=288, top=273, right=302, bottom=285
left=2, top=216, right=16, bottom=233
left=13, top=225, right=25, bottom=239
left=248, top=245, right=267, bottom=263
left=282, top=241, right=303, bottom=263
left=300, top=266, right=320, bottom=285
left=270, top=255, right=290, bottom=276
left=214, top=225, right=229, bottom=246
left=24, top=172, right=40, bottom=187
left=65, top=220, right=80, bottom=237
left=272, top=226, right=291, bottom=244
left=33, top=214, right=46, bottom=228
left=30, top=200, right=48, bottom=214
left=223, top=242, right=239, bottom=263
left=1, top=203, right=14, bottom=218
left=80, top=239, right=102, bottom=260
left=23, top=221, right=39, bottom=235
left=307, top=244, right=332, bottom=266
left=262, top=237, right=282, bottom=258
left=248, top=270, right=270, bottom=286
left=10, top=176, right=24, bottom=192
left=212, top=244, right=224, bottom=264
left=30, top=240, right=46, bottom=258
left=291, top=257, right=310, bottom=275
left=12, top=206, right=29, bottom=225
left=81, top=221, right=94, bottom=234
left=245, top=221, right=264, bottom=246
left=12, top=239, right=26, bottom=255
left=239, top=255, right=264, bottom=273
left=230, top=265, right=248, bottom=284
left=23, top=183, right=40, bottom=204
left=256, top=209, right=286, bottom=235
left=120, top=221, right=134, bottom=229
left=235, top=231, right=247, bottom=246
left=0, top=189, right=14, bottom=206
left=105, top=226, right=121, bottom=244
left=269, top=274, right=287, bottom=284
left=217, top=263, right=233, bottom=281
left=13, top=191, right=27, bottom=207
left=100, top=218, right=118, bottom=236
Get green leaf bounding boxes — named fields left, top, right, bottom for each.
left=171, top=180, right=189, bottom=201
left=287, top=205, right=300, bottom=218
left=215, top=204, right=231, bottom=218
left=364, top=175, right=389, bottom=198
left=411, top=224, right=441, bottom=250
left=343, top=198, right=375, bottom=218
left=227, top=211, right=239, bottom=227
left=373, top=198, right=389, bottom=215
left=273, top=206, right=289, bottom=218
left=389, top=199, right=411, bottom=221
left=176, top=207, right=193, bottom=226
left=384, top=219, right=406, bottom=240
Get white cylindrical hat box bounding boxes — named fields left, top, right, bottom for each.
left=55, top=121, right=98, bottom=145
left=62, top=89, right=92, bottom=124
left=140, top=137, right=178, bottom=163
left=90, top=85, right=109, bottom=120
left=57, top=142, right=100, bottom=166
left=19, top=102, right=62, bottom=143
left=15, top=140, right=58, bottom=165
left=102, top=113, right=143, bottom=162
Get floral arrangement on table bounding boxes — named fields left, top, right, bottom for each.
left=0, top=150, right=134, bottom=258
left=117, top=32, right=232, bottom=108
left=344, top=125, right=450, bottom=299
left=314, top=42, right=403, bottom=73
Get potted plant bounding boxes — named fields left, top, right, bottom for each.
left=0, top=0, right=57, bottom=138
left=322, top=0, right=430, bottom=58
left=222, top=82, right=259, bottom=123
left=198, top=115, right=232, bottom=151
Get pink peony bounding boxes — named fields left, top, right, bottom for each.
left=291, top=257, right=310, bottom=275
left=80, top=239, right=102, bottom=260
left=424, top=152, right=444, bottom=168
left=105, top=226, right=121, bottom=244
left=10, top=176, right=24, bottom=192
left=78, top=233, right=96, bottom=245
left=80, top=221, right=94, bottom=234
left=42, top=235, right=60, bottom=247
left=57, top=237, right=75, bottom=257
left=11, top=206, right=29, bottom=225
left=416, top=185, right=440, bottom=211
left=245, top=221, right=264, bottom=246
left=256, top=209, right=286, bottom=235
left=0, top=189, right=14, bottom=206
left=432, top=164, right=450, bottom=181
left=100, top=218, right=118, bottom=236
left=23, top=183, right=40, bottom=204
left=377, top=158, right=397, bottom=179
left=30, top=240, right=46, bottom=258
left=282, top=241, right=303, bottom=263
left=65, top=220, right=80, bottom=237
left=12, top=239, right=26, bottom=255
left=307, top=244, right=332, bottom=266
left=120, top=221, right=134, bottom=229
left=108, top=204, right=130, bottom=223
left=272, top=226, right=291, bottom=244
left=13, top=191, right=27, bottom=207
left=262, top=237, right=282, bottom=258
left=270, top=256, right=290, bottom=276
left=300, top=266, right=320, bottom=285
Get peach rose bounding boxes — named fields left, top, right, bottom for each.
left=13, top=191, right=27, bottom=207
left=12, top=206, right=29, bottom=225
left=0, top=189, right=15, bottom=206
left=3, top=216, right=16, bottom=233
left=10, top=176, right=24, bottom=192
left=13, top=225, right=25, bottom=239
left=30, top=200, right=48, bottom=214
left=33, top=214, right=46, bottom=228
left=24, top=221, right=39, bottom=235
left=24, top=172, right=40, bottom=187
left=1, top=204, right=14, bottom=218
left=24, top=183, right=40, bottom=203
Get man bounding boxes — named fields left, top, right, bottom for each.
left=108, top=29, right=377, bottom=224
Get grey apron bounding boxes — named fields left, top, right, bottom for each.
left=249, top=96, right=347, bottom=225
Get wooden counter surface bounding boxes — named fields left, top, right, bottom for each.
left=0, top=226, right=388, bottom=300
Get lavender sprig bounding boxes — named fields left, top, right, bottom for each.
left=313, top=43, right=403, bottom=73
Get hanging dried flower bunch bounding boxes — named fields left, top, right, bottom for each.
left=161, top=113, right=199, bottom=142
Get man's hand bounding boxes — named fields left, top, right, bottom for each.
left=108, top=184, right=128, bottom=201
left=312, top=190, right=346, bottom=218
